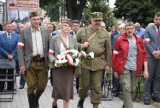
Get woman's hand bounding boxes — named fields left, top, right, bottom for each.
left=143, top=70, right=149, bottom=79
left=54, top=60, right=60, bottom=67
left=114, top=72, right=119, bottom=79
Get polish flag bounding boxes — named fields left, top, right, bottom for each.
left=144, top=38, right=150, bottom=44
left=48, top=49, right=54, bottom=54
left=18, top=42, right=24, bottom=49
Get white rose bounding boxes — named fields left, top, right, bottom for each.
left=89, top=52, right=94, bottom=59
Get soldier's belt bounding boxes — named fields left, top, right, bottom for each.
left=32, top=55, right=45, bottom=62
left=84, top=51, right=104, bottom=66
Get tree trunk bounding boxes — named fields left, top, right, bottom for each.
left=66, top=0, right=87, bottom=21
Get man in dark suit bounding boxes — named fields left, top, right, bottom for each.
left=18, top=12, right=50, bottom=108
left=143, top=12, right=160, bottom=105
left=47, top=22, right=56, bottom=38
left=110, top=19, right=124, bottom=97
left=110, top=19, right=124, bottom=49
left=70, top=20, right=80, bottom=36
left=0, top=22, right=19, bottom=91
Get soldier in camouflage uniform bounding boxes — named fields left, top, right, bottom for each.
left=76, top=12, right=112, bottom=108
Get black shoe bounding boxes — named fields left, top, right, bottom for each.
left=19, top=85, right=24, bottom=89
left=113, top=92, right=120, bottom=97
left=144, top=99, right=150, bottom=105
left=52, top=106, right=57, bottom=108
left=113, top=89, right=120, bottom=97
left=152, top=96, right=160, bottom=102
left=77, top=99, right=84, bottom=108
left=76, top=88, right=79, bottom=93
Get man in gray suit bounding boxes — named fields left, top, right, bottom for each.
left=18, top=12, right=50, bottom=108
left=143, top=12, right=160, bottom=105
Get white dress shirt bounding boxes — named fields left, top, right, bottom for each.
left=60, top=36, right=69, bottom=55
left=31, top=27, right=44, bottom=57
left=6, top=31, right=12, bottom=39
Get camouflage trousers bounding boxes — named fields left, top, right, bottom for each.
left=119, top=68, right=138, bottom=108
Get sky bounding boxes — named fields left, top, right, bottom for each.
left=0, top=0, right=5, bottom=2
left=109, top=0, right=116, bottom=8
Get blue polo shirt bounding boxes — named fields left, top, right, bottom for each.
left=135, top=27, right=145, bottom=37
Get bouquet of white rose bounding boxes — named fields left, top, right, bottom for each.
left=50, top=49, right=94, bottom=69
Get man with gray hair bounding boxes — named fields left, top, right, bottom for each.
left=135, top=22, right=145, bottom=38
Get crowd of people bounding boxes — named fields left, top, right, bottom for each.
left=0, top=11, right=160, bottom=108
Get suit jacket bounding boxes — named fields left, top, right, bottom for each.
left=18, top=26, right=51, bottom=70
left=48, top=34, right=78, bottom=63
left=143, top=25, right=160, bottom=57
left=113, top=34, right=121, bottom=49
left=0, top=32, right=18, bottom=60
left=110, top=30, right=119, bottom=49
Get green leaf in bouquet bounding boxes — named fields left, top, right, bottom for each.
left=50, top=63, right=55, bottom=69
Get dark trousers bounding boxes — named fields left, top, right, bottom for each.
left=50, top=69, right=53, bottom=86
left=15, top=60, right=20, bottom=76
left=144, top=57, right=160, bottom=99
left=76, top=77, right=79, bottom=92
left=112, top=72, right=120, bottom=94
left=101, top=70, right=105, bottom=89
left=20, top=74, right=25, bottom=86
left=0, top=69, right=14, bottom=91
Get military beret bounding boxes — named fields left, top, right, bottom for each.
left=62, top=18, right=72, bottom=26
left=90, top=12, right=103, bottom=20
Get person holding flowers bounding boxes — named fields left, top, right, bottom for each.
left=48, top=18, right=78, bottom=108
left=76, top=12, right=112, bottom=108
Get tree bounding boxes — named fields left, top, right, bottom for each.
left=40, top=0, right=87, bottom=21
left=40, top=0, right=116, bottom=27
left=113, top=0, right=159, bottom=27
left=66, top=0, right=87, bottom=21
left=42, top=1, right=65, bottom=22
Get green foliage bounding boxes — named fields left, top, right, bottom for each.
left=40, top=0, right=116, bottom=27
left=42, top=0, right=65, bottom=22
left=113, top=0, right=159, bottom=27
left=40, top=0, right=59, bottom=7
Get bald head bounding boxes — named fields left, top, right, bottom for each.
left=135, top=22, right=141, bottom=30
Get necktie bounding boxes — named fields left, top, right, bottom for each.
left=8, top=33, right=11, bottom=39
left=158, top=26, right=160, bottom=39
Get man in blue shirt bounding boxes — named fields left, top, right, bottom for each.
left=135, top=22, right=145, bottom=38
